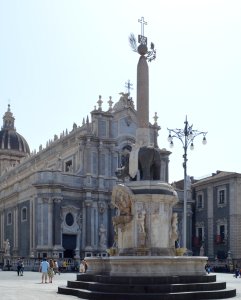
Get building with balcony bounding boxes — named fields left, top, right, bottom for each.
left=192, top=170, right=241, bottom=264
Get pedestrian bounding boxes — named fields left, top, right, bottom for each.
left=39, top=258, right=49, bottom=283
left=83, top=259, right=88, bottom=272
left=48, top=259, right=54, bottom=283
left=235, top=268, right=240, bottom=278
left=79, top=260, right=85, bottom=273
left=62, top=260, right=67, bottom=272
left=17, top=258, right=22, bottom=276
left=54, top=260, right=60, bottom=275
left=20, top=260, right=24, bottom=276
left=205, top=263, right=211, bottom=274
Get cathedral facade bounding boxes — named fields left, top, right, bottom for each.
left=0, top=94, right=171, bottom=263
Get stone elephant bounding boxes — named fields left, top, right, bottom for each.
left=115, top=146, right=161, bottom=181
left=138, top=146, right=161, bottom=180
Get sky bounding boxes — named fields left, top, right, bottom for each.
left=0, top=0, right=241, bottom=183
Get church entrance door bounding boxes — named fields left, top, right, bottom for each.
left=62, top=234, right=76, bottom=258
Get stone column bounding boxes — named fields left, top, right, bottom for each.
left=47, top=198, right=53, bottom=247
left=84, top=198, right=93, bottom=250
left=12, top=207, right=18, bottom=257
left=36, top=197, right=52, bottom=248
left=52, top=197, right=63, bottom=247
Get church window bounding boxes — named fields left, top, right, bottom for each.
left=7, top=212, right=12, bottom=225
left=195, top=223, right=204, bottom=246
left=92, top=152, right=97, bottom=174
left=219, top=190, right=225, bottom=204
left=217, top=186, right=227, bottom=207
left=216, top=219, right=227, bottom=244
left=196, top=227, right=204, bottom=242
left=99, top=120, right=107, bottom=137
left=66, top=213, right=74, bottom=226
left=65, top=160, right=72, bottom=172
left=120, top=145, right=132, bottom=167
left=112, top=156, right=118, bottom=176
left=197, top=193, right=204, bottom=209
left=100, top=154, right=106, bottom=175
left=21, top=207, right=27, bottom=222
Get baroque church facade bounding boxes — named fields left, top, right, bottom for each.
left=3, top=96, right=239, bottom=267
left=0, top=94, right=172, bottom=263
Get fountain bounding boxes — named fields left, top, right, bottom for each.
left=58, top=17, right=236, bottom=299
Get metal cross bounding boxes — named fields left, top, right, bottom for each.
left=125, top=79, right=133, bottom=95
left=138, top=17, right=147, bottom=37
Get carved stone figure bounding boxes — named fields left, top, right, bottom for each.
left=56, top=154, right=62, bottom=171
left=199, top=245, right=205, bottom=256
left=111, top=186, right=133, bottom=228
left=170, top=213, right=178, bottom=247
left=4, top=239, right=10, bottom=255
left=137, top=210, right=146, bottom=233
left=115, top=191, right=132, bottom=216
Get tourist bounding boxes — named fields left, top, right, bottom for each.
left=54, top=260, right=60, bottom=275
left=20, top=260, right=24, bottom=276
left=39, top=258, right=49, bottom=283
left=79, top=260, right=85, bottom=273
left=48, top=259, right=54, bottom=283
left=235, top=267, right=240, bottom=278
left=62, top=260, right=67, bottom=272
left=83, top=259, right=88, bottom=272
left=17, top=258, right=22, bottom=276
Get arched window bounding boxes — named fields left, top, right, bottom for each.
left=7, top=212, right=12, bottom=225
left=120, top=145, right=132, bottom=167
left=21, top=207, right=27, bottom=222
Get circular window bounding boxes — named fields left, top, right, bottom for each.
left=65, top=213, right=74, bottom=226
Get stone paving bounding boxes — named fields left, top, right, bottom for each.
left=0, top=270, right=241, bottom=300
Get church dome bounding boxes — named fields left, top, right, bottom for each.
left=0, top=105, right=30, bottom=154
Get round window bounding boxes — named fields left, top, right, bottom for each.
left=65, top=213, right=74, bottom=226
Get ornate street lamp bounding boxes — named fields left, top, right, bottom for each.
left=167, top=116, right=207, bottom=249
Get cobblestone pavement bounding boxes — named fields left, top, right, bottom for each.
left=0, top=270, right=77, bottom=300
left=0, top=270, right=241, bottom=300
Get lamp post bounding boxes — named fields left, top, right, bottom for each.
left=167, top=116, right=207, bottom=249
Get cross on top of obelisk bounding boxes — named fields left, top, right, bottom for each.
left=138, top=17, right=147, bottom=37
left=138, top=17, right=148, bottom=45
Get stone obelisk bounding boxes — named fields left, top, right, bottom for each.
left=136, top=17, right=151, bottom=146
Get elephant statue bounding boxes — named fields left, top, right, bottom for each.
left=115, top=146, right=161, bottom=181
left=138, top=146, right=161, bottom=180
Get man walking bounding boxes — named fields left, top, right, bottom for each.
left=17, top=258, right=23, bottom=276
left=39, top=258, right=49, bottom=283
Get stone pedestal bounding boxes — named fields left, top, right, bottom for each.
left=112, top=181, right=178, bottom=256
left=86, top=256, right=207, bottom=276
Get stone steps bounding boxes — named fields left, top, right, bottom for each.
left=58, top=274, right=236, bottom=300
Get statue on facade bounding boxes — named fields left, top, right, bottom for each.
left=199, top=245, right=205, bottom=256
left=4, top=239, right=10, bottom=256
left=56, top=154, right=62, bottom=171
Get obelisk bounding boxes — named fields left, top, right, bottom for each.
left=136, top=17, right=151, bottom=146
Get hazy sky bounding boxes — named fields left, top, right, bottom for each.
left=0, top=0, right=240, bottom=183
